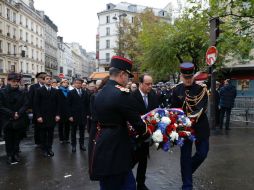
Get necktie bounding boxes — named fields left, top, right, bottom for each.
left=143, top=95, right=148, bottom=108
left=78, top=89, right=82, bottom=96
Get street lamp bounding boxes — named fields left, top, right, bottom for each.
left=113, top=13, right=127, bottom=56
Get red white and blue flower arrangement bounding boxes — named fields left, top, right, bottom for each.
left=141, top=108, right=196, bottom=152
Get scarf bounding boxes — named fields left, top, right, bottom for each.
left=59, top=86, right=70, bottom=97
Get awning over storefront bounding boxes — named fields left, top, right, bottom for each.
left=89, top=72, right=109, bottom=80
left=194, top=71, right=209, bottom=81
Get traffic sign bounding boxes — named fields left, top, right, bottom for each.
left=206, top=46, right=218, bottom=66
left=58, top=73, right=65, bottom=79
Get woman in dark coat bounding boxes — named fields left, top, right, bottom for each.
left=58, top=79, right=71, bottom=143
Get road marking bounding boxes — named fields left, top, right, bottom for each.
left=64, top=174, right=72, bottom=178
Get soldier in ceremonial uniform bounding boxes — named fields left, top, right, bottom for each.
left=170, top=62, right=210, bottom=190
left=89, top=56, right=150, bottom=190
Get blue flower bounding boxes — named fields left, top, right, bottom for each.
left=158, top=122, right=167, bottom=133
left=163, top=141, right=170, bottom=151
left=158, top=109, right=166, bottom=117
left=177, top=138, right=185, bottom=147
left=188, top=135, right=196, bottom=142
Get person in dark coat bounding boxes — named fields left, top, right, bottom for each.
left=131, top=74, right=159, bottom=190
left=34, top=74, right=60, bottom=157
left=0, top=73, right=29, bottom=164
left=171, top=63, right=210, bottom=190
left=0, top=79, right=5, bottom=141
left=58, top=79, right=71, bottom=143
left=28, top=72, right=47, bottom=146
left=68, top=78, right=89, bottom=153
left=89, top=56, right=150, bottom=190
left=219, top=79, right=237, bottom=130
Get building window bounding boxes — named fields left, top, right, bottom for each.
left=106, top=53, right=110, bottom=62
left=0, top=59, right=4, bottom=73
left=32, top=64, right=34, bottom=70
left=60, top=66, right=63, bottom=73
left=106, top=27, right=110, bottom=36
left=13, top=28, right=16, bottom=38
left=31, top=35, right=34, bottom=44
left=106, top=40, right=110, bottom=49
left=20, top=29, right=23, bottom=40
left=20, top=61, right=23, bottom=72
left=132, top=17, right=134, bottom=23
left=106, top=16, right=110, bottom=23
left=13, top=45, right=16, bottom=55
left=10, top=65, right=15, bottom=72
left=13, top=12, right=16, bottom=23
left=7, top=8, right=10, bottom=20
left=7, top=25, right=10, bottom=36
left=0, top=40, right=2, bottom=52
left=0, top=4, right=2, bottom=16
left=7, top=43, right=11, bottom=54
left=20, top=15, right=22, bottom=25
left=26, top=32, right=28, bottom=42
left=26, top=63, right=29, bottom=73
left=26, top=18, right=28, bottom=28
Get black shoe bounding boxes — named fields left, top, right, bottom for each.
left=226, top=128, right=231, bottom=130
left=72, top=146, right=76, bottom=153
left=13, top=154, right=21, bottom=162
left=48, top=150, right=54, bottom=157
left=137, top=184, right=149, bottom=190
left=7, top=156, right=18, bottom=165
left=43, top=151, right=50, bottom=157
left=80, top=145, right=86, bottom=151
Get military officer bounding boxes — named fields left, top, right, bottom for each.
left=89, top=56, right=150, bottom=190
left=171, top=62, right=210, bottom=190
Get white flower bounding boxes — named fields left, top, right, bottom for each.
left=154, top=142, right=160, bottom=148
left=152, top=129, right=163, bottom=143
left=161, top=116, right=171, bottom=125
left=170, top=131, right=179, bottom=141
left=185, top=118, right=192, bottom=127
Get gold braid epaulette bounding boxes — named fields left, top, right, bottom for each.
left=183, top=84, right=208, bottom=116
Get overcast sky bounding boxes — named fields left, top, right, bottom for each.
left=34, top=0, right=169, bottom=52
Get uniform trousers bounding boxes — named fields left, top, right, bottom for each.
left=40, top=126, right=54, bottom=151
left=100, top=170, right=136, bottom=190
left=180, top=138, right=209, bottom=190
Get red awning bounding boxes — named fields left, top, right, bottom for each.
left=194, top=72, right=209, bottom=81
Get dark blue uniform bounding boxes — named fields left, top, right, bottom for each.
left=171, top=82, right=210, bottom=190
left=89, top=79, right=147, bottom=190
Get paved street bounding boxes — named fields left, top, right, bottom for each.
left=0, top=123, right=254, bottom=190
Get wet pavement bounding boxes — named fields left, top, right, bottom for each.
left=0, top=123, right=254, bottom=190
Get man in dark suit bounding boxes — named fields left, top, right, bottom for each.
left=132, top=74, right=159, bottom=190
left=34, top=74, right=60, bottom=157
left=89, top=56, right=150, bottom=190
left=68, top=78, right=89, bottom=153
left=28, top=72, right=46, bottom=146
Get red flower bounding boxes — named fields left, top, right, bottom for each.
left=170, top=114, right=178, bottom=124
left=151, top=120, right=157, bottom=125
left=179, top=131, right=187, bottom=137
left=163, top=135, right=168, bottom=142
left=166, top=124, right=176, bottom=135
left=147, top=125, right=156, bottom=133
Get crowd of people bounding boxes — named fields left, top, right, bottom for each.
left=0, top=55, right=237, bottom=190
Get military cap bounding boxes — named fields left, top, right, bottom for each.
left=110, top=56, right=134, bottom=77
left=35, top=72, right=47, bottom=78
left=180, top=62, right=195, bottom=78
left=7, top=72, right=22, bottom=81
